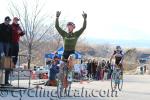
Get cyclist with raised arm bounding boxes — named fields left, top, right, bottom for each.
left=110, top=46, right=124, bottom=71
left=55, top=11, right=87, bottom=60
left=55, top=11, right=87, bottom=96
left=110, top=46, right=124, bottom=90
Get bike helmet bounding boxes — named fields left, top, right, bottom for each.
left=67, top=22, right=75, bottom=28
left=116, top=46, right=122, bottom=51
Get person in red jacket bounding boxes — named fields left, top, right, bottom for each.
left=11, top=17, right=25, bottom=66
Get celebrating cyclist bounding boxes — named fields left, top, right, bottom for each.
left=55, top=11, right=87, bottom=96
left=55, top=11, right=87, bottom=60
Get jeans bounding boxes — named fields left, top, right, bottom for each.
left=0, top=42, right=10, bottom=58
left=63, top=50, right=75, bottom=59
left=0, top=42, right=11, bottom=84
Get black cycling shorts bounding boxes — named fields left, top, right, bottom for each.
left=63, top=50, right=75, bottom=59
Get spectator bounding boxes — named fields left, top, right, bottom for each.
left=91, top=59, right=98, bottom=79
left=73, top=63, right=81, bottom=80
left=87, top=59, right=92, bottom=80
left=53, top=55, right=60, bottom=65
left=96, top=61, right=101, bottom=80
left=0, top=16, right=12, bottom=86
left=81, top=59, right=83, bottom=64
left=49, top=60, right=59, bottom=86
left=104, top=62, right=108, bottom=80
left=80, top=60, right=87, bottom=80
left=144, top=65, right=147, bottom=73
left=106, top=61, right=112, bottom=79
left=11, top=17, right=25, bottom=66
left=140, top=66, right=144, bottom=75
left=100, top=60, right=106, bottom=80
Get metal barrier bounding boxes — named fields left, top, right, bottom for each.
left=0, top=54, right=32, bottom=89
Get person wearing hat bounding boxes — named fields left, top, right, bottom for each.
left=0, top=16, right=12, bottom=86
left=55, top=11, right=87, bottom=60
left=0, top=16, right=12, bottom=55
left=11, top=17, right=25, bottom=66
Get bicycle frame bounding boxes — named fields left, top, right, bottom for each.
left=112, top=68, right=121, bottom=84
left=56, top=60, right=73, bottom=98
left=111, top=64, right=123, bottom=91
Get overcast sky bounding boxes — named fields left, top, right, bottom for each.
left=1, top=0, right=150, bottom=47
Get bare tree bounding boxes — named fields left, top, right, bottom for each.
left=8, top=0, right=53, bottom=69
left=52, top=33, right=62, bottom=50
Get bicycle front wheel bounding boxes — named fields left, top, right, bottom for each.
left=57, top=80, right=63, bottom=98
left=111, top=72, right=116, bottom=91
left=118, top=74, right=123, bottom=91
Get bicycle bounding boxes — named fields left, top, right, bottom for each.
left=56, top=77, right=62, bottom=98
left=56, top=61, right=66, bottom=98
left=111, top=65, right=123, bottom=91
left=56, top=60, right=73, bottom=98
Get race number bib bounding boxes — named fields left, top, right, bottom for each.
left=67, top=71, right=73, bottom=82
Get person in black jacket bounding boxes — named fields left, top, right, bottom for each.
left=0, top=16, right=12, bottom=86
left=87, top=59, right=92, bottom=80
left=0, top=16, right=12, bottom=56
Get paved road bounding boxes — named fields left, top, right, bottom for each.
left=0, top=75, right=150, bottom=100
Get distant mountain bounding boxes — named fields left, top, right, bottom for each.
left=86, top=38, right=150, bottom=48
